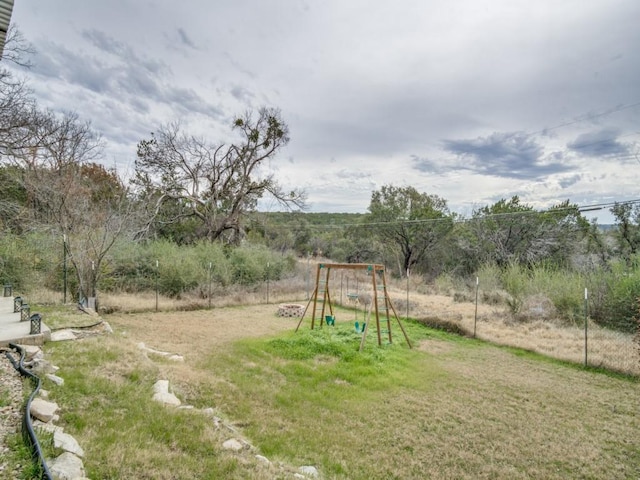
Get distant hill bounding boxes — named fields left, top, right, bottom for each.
left=253, top=211, right=367, bottom=226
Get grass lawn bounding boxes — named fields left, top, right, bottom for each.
left=41, top=305, right=640, bottom=479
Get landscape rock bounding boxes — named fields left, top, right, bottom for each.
left=31, top=359, right=59, bottom=375
left=222, top=438, right=244, bottom=451
left=138, top=342, right=184, bottom=361
left=50, top=330, right=77, bottom=342
left=102, top=321, right=113, bottom=334
left=21, top=345, right=43, bottom=362
left=299, top=465, right=319, bottom=477
left=30, top=398, right=59, bottom=422
left=255, top=454, right=271, bottom=464
left=54, top=430, right=85, bottom=457
left=33, top=420, right=63, bottom=434
left=48, top=452, right=85, bottom=480
left=277, top=304, right=305, bottom=317
left=152, top=380, right=181, bottom=406
left=45, top=373, right=65, bottom=386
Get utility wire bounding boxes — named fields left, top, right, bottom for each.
left=255, top=198, right=640, bottom=231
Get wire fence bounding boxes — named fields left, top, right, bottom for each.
left=10, top=248, right=640, bottom=376
left=318, top=268, right=640, bottom=377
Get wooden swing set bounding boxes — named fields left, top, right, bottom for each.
left=295, top=263, right=412, bottom=351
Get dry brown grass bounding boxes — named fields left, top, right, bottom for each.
left=90, top=306, right=640, bottom=479
left=34, top=265, right=640, bottom=376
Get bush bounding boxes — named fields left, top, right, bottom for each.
left=103, top=240, right=299, bottom=296
left=588, top=260, right=640, bottom=333
left=500, top=262, right=528, bottom=315
left=529, top=264, right=585, bottom=322
left=229, top=244, right=295, bottom=286
left=0, top=232, right=51, bottom=292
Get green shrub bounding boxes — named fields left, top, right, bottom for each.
left=229, top=244, right=294, bottom=286
left=0, top=232, right=46, bottom=291
left=500, top=262, right=528, bottom=314
left=589, top=259, right=640, bottom=333
left=529, top=264, right=585, bottom=322
left=192, top=241, right=232, bottom=286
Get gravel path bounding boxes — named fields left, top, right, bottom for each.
left=0, top=347, right=25, bottom=478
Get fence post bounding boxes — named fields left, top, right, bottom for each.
left=208, top=262, right=212, bottom=309
left=63, top=234, right=67, bottom=304
left=155, top=260, right=159, bottom=312
left=474, top=276, right=479, bottom=338
left=584, top=288, right=588, bottom=367
left=406, top=269, right=410, bottom=320
left=266, top=262, right=270, bottom=304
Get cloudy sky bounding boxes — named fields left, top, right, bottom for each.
left=7, top=0, right=640, bottom=222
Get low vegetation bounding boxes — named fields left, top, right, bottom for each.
left=37, top=305, right=639, bottom=479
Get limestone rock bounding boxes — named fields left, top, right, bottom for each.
left=152, top=380, right=181, bottom=406
left=30, top=398, right=59, bottom=422
left=54, top=430, right=85, bottom=457
left=222, top=438, right=244, bottom=451
left=50, top=330, right=77, bottom=342
left=21, top=345, right=43, bottom=362
left=277, top=304, right=305, bottom=317
left=139, top=342, right=184, bottom=361
left=45, top=373, right=65, bottom=386
left=31, top=359, right=58, bottom=375
left=255, top=454, right=271, bottom=464
left=48, top=452, right=85, bottom=480
left=299, top=465, right=319, bottom=477
left=33, top=420, right=63, bottom=434
left=102, top=321, right=113, bottom=334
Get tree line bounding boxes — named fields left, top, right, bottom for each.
left=2, top=27, right=640, bottom=335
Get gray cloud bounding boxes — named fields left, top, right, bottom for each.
left=82, top=29, right=168, bottom=75
left=163, top=86, right=224, bottom=119
left=567, top=128, right=631, bottom=157
left=230, top=85, right=255, bottom=104
left=558, top=173, right=583, bottom=189
left=27, top=31, right=223, bottom=121
left=410, top=155, right=444, bottom=174
left=9, top=0, right=640, bottom=221
left=177, top=28, right=197, bottom=49
left=335, top=169, right=371, bottom=180
left=442, top=132, right=570, bottom=180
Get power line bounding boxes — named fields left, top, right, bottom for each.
left=255, top=198, right=640, bottom=232
left=533, top=101, right=640, bottom=137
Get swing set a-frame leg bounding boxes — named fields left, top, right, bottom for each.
left=295, top=286, right=317, bottom=332
left=358, top=303, right=372, bottom=352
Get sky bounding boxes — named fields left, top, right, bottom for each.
left=6, top=0, right=640, bottom=223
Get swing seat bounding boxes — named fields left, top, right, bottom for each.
left=354, top=321, right=365, bottom=333
left=325, top=315, right=335, bottom=326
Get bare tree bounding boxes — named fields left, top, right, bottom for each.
left=1, top=24, right=34, bottom=66
left=134, top=107, right=306, bottom=243
left=0, top=27, right=138, bottom=301
left=3, top=109, right=136, bottom=301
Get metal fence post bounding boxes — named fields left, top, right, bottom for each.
left=474, top=276, right=479, bottom=338
left=584, top=288, right=588, bottom=367
left=155, top=259, right=159, bottom=312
